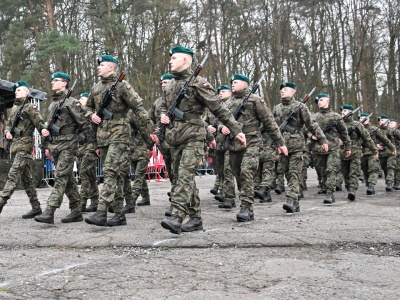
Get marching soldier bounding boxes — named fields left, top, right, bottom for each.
left=388, top=119, right=400, bottom=189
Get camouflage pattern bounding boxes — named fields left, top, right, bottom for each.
left=273, top=97, right=326, bottom=200
left=225, top=88, right=284, bottom=207
left=340, top=117, right=377, bottom=192
left=315, top=151, right=341, bottom=194
left=6, top=98, right=46, bottom=154
left=161, top=68, right=243, bottom=219
left=378, top=127, right=399, bottom=184
left=254, top=130, right=277, bottom=190
left=360, top=155, right=380, bottom=186
left=391, top=128, right=400, bottom=184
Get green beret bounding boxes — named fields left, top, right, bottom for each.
left=359, top=113, right=370, bottom=118
left=390, top=119, right=396, bottom=122
left=52, top=72, right=71, bottom=81
left=217, top=85, right=231, bottom=93
left=97, top=54, right=119, bottom=65
left=80, top=92, right=89, bottom=98
left=340, top=104, right=354, bottom=111
left=230, top=74, right=250, bottom=84
left=314, top=93, right=329, bottom=103
left=279, top=82, right=297, bottom=90
left=169, top=46, right=194, bottom=57
left=379, top=115, right=390, bottom=120
left=160, top=73, right=173, bottom=81
left=13, top=81, right=29, bottom=92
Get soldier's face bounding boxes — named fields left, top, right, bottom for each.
left=79, top=97, right=88, bottom=108
left=161, top=79, right=171, bottom=91
left=379, top=119, right=388, bottom=126
left=15, top=86, right=29, bottom=99
left=389, top=121, right=397, bottom=128
left=51, top=78, right=67, bottom=92
left=281, top=87, right=295, bottom=99
left=97, top=62, right=114, bottom=77
left=219, top=89, right=232, bottom=100
left=169, top=53, right=191, bottom=73
left=360, top=117, right=369, bottom=124
left=231, top=80, right=248, bottom=92
left=341, top=109, right=351, bottom=116
left=317, top=97, right=330, bottom=108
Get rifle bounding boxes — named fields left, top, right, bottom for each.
left=156, top=54, right=209, bottom=144
left=218, top=74, right=265, bottom=150
left=279, top=87, right=316, bottom=134
left=370, top=118, right=390, bottom=136
left=96, top=70, right=127, bottom=121
left=4, top=91, right=32, bottom=153
left=348, top=112, right=373, bottom=135
left=43, top=80, right=77, bottom=146
left=322, top=106, right=361, bottom=141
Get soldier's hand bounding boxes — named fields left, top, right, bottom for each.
left=208, top=140, right=216, bottom=149
left=235, top=132, right=246, bottom=147
left=221, top=126, right=230, bottom=135
left=321, top=143, right=329, bottom=152
left=45, top=149, right=51, bottom=159
left=160, top=114, right=170, bottom=124
left=377, top=144, right=384, bottom=151
left=277, top=146, right=288, bottom=156
left=91, top=114, right=102, bottom=124
left=41, top=129, right=50, bottom=137
left=393, top=150, right=397, bottom=156
left=95, top=148, right=100, bottom=156
left=311, top=135, right=318, bottom=140
left=5, top=132, right=13, bottom=140
left=345, top=150, right=351, bottom=158
left=208, top=125, right=216, bottom=134
left=150, top=133, right=159, bottom=145
left=339, top=139, right=343, bottom=146
left=373, top=154, right=379, bottom=160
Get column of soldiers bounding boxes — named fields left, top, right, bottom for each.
left=1, top=46, right=400, bottom=234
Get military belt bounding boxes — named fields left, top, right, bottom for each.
left=58, top=128, right=78, bottom=135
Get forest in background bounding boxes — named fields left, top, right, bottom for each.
left=0, top=0, right=399, bottom=120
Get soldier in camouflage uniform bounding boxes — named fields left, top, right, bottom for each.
left=361, top=113, right=395, bottom=195
left=148, top=73, right=174, bottom=216
left=160, top=46, right=246, bottom=233
left=77, top=92, right=99, bottom=213
left=311, top=93, right=351, bottom=204
left=339, top=104, right=377, bottom=201
left=0, top=81, right=46, bottom=218
left=203, top=85, right=237, bottom=209
left=376, top=115, right=398, bottom=191
left=221, top=74, right=287, bottom=221
left=388, top=119, right=400, bottom=189
left=84, top=54, right=155, bottom=227
left=273, top=82, right=327, bottom=213
left=35, top=72, right=86, bottom=224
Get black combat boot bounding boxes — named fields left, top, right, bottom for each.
left=137, top=198, right=150, bottom=206
left=298, top=190, right=304, bottom=200
left=107, top=212, right=127, bottom=226
left=255, top=188, right=272, bottom=203
left=336, top=185, right=342, bottom=191
left=386, top=183, right=393, bottom=192
left=236, top=206, right=254, bottom=222
left=283, top=198, right=300, bottom=213
left=394, top=183, right=400, bottom=190
left=367, top=185, right=375, bottom=195
left=181, top=217, right=203, bottom=232
left=347, top=192, right=356, bottom=201
left=161, top=215, right=183, bottom=234
left=85, top=211, right=107, bottom=226
left=274, top=185, right=285, bottom=194
left=167, top=191, right=171, bottom=197
left=210, top=187, right=219, bottom=195
left=61, top=211, right=83, bottom=223
left=108, top=205, right=114, bottom=213
left=122, top=203, right=135, bottom=214
left=22, top=206, right=42, bottom=219
left=323, top=193, right=335, bottom=204
left=86, top=203, right=98, bottom=212
left=0, top=203, right=4, bottom=214
left=81, top=204, right=87, bottom=212
left=165, top=205, right=173, bottom=217
left=34, top=206, right=56, bottom=224
left=214, top=194, right=224, bottom=202
left=218, top=200, right=236, bottom=209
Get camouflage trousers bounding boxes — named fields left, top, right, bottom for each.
left=78, top=151, right=99, bottom=206
left=379, top=155, right=397, bottom=185
left=254, top=148, right=276, bottom=190
left=314, top=151, right=340, bottom=194
left=213, top=150, right=235, bottom=202
left=361, top=155, right=380, bottom=186
left=275, top=158, right=287, bottom=188
left=130, top=158, right=150, bottom=202
left=229, top=146, right=260, bottom=208
left=0, top=151, right=39, bottom=208
left=341, top=158, right=361, bottom=192
left=300, top=151, right=312, bottom=189
left=277, top=151, right=304, bottom=201
left=97, top=143, right=130, bottom=213
left=170, top=141, right=203, bottom=219
left=394, top=154, right=400, bottom=184
left=47, top=150, right=81, bottom=211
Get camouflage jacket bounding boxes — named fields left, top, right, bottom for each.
left=6, top=98, right=46, bottom=154
left=273, top=97, right=326, bottom=153
left=390, top=128, right=400, bottom=153
left=128, top=110, right=154, bottom=161
left=379, top=127, right=399, bottom=157
left=46, top=91, right=85, bottom=156
left=340, top=117, right=377, bottom=160
left=77, top=107, right=97, bottom=157
left=364, top=124, right=395, bottom=157
left=149, top=97, right=171, bottom=153
left=161, top=68, right=241, bottom=146
left=85, top=73, right=153, bottom=147
left=311, top=107, right=351, bottom=154
left=225, top=89, right=284, bottom=152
